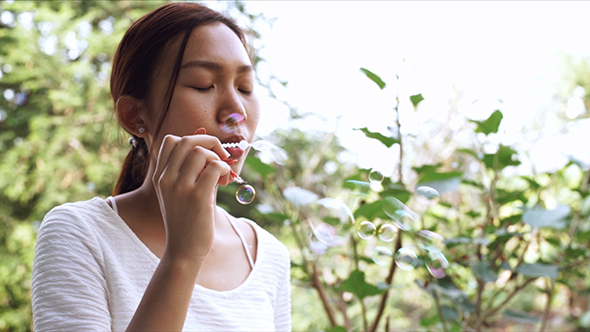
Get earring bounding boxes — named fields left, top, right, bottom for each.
left=128, top=137, right=138, bottom=149
left=138, top=127, right=145, bottom=134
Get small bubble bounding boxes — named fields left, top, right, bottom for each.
left=415, top=230, right=445, bottom=251
left=369, top=169, right=384, bottom=183
left=372, top=246, right=393, bottom=266
left=236, top=184, right=255, bottom=204
left=309, top=234, right=329, bottom=255
left=357, top=220, right=376, bottom=240
left=309, top=220, right=336, bottom=246
left=221, top=112, right=245, bottom=133
left=416, top=186, right=440, bottom=200
left=313, top=197, right=355, bottom=224
left=394, top=247, right=418, bottom=270
left=377, top=224, right=398, bottom=242
left=15, top=92, right=27, bottom=106
left=426, top=250, right=449, bottom=279
left=391, top=209, right=414, bottom=231
left=383, top=197, right=420, bottom=231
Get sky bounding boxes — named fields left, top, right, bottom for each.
left=215, top=1, right=590, bottom=175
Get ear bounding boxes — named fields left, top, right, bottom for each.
left=116, top=95, right=148, bottom=137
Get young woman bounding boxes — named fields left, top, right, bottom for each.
left=31, top=3, right=291, bottom=331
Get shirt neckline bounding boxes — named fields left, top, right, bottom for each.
left=98, top=197, right=262, bottom=295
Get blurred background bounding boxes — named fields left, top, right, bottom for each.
left=1, top=1, right=589, bottom=331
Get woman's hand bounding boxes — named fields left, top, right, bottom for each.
left=151, top=133, right=232, bottom=263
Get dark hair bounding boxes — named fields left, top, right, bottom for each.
left=111, top=2, right=249, bottom=195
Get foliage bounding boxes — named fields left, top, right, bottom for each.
left=0, top=1, right=270, bottom=330
left=1, top=1, right=589, bottom=331
left=242, top=67, right=590, bottom=332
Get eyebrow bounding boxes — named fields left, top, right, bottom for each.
left=180, top=60, right=253, bottom=74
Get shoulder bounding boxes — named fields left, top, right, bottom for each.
left=238, top=218, right=290, bottom=263
left=38, top=197, right=110, bottom=243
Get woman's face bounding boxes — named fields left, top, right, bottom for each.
left=146, top=23, right=260, bottom=173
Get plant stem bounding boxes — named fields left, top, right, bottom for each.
left=336, top=289, right=352, bottom=331
left=433, top=288, right=449, bottom=332
left=393, top=74, right=403, bottom=187
left=360, top=298, right=369, bottom=332
left=539, top=278, right=555, bottom=332
left=368, top=232, right=403, bottom=332
left=475, top=278, right=535, bottom=329
left=311, top=262, right=338, bottom=327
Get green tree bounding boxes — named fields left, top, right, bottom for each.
left=0, top=1, right=273, bottom=330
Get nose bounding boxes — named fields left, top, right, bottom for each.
left=218, top=88, right=247, bottom=125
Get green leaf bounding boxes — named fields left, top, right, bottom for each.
left=245, top=154, right=276, bottom=177
left=445, top=237, right=471, bottom=249
left=576, top=230, right=590, bottom=241
left=522, top=205, right=570, bottom=229
left=482, top=145, right=521, bottom=170
left=336, top=269, right=387, bottom=299
left=410, top=93, right=424, bottom=107
left=325, top=326, right=347, bottom=332
left=471, top=262, right=498, bottom=283
left=470, top=110, right=503, bottom=135
left=503, top=310, right=540, bottom=324
left=354, top=127, right=398, bottom=148
left=516, top=263, right=559, bottom=279
left=354, top=200, right=388, bottom=220
left=496, top=189, right=527, bottom=205
left=418, top=171, right=462, bottom=195
left=457, top=148, right=481, bottom=159
left=565, top=247, right=586, bottom=259
left=441, top=305, right=459, bottom=322
left=418, top=171, right=463, bottom=184
left=360, top=67, right=386, bottom=90
left=420, top=315, right=438, bottom=327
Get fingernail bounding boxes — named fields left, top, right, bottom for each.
left=222, top=159, right=238, bottom=165
left=194, top=128, right=206, bottom=135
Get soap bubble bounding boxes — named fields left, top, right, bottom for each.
left=14, top=92, right=27, bottom=106
left=416, top=186, right=440, bottom=200
left=394, top=247, right=418, bottom=270
left=414, top=186, right=440, bottom=211
left=369, top=169, right=384, bottom=183
left=357, top=221, right=376, bottom=240
left=309, top=234, right=330, bottom=255
left=372, top=246, right=393, bottom=266
left=383, top=197, right=420, bottom=231
left=377, top=224, right=398, bottom=242
left=415, top=230, right=445, bottom=251
left=426, top=250, right=449, bottom=278
left=306, top=198, right=351, bottom=252
left=236, top=184, right=255, bottom=204
left=221, top=112, right=245, bottom=133
left=309, top=221, right=335, bottom=245
left=306, top=197, right=355, bottom=226
left=251, top=140, right=288, bottom=165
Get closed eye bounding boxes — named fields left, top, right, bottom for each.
left=192, top=86, right=213, bottom=92
left=238, top=88, right=253, bottom=95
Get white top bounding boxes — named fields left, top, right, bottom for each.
left=32, top=197, right=291, bottom=331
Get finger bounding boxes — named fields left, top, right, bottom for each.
left=176, top=146, right=221, bottom=185
left=153, top=134, right=181, bottom=187
left=165, top=135, right=230, bottom=176
left=194, top=160, right=231, bottom=194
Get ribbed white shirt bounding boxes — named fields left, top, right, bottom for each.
left=32, top=197, right=291, bottom=331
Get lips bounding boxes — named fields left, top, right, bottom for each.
left=221, top=135, right=247, bottom=159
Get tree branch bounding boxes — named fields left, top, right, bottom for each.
left=369, top=232, right=403, bottom=332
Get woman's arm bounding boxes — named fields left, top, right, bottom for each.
left=125, top=134, right=231, bottom=331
